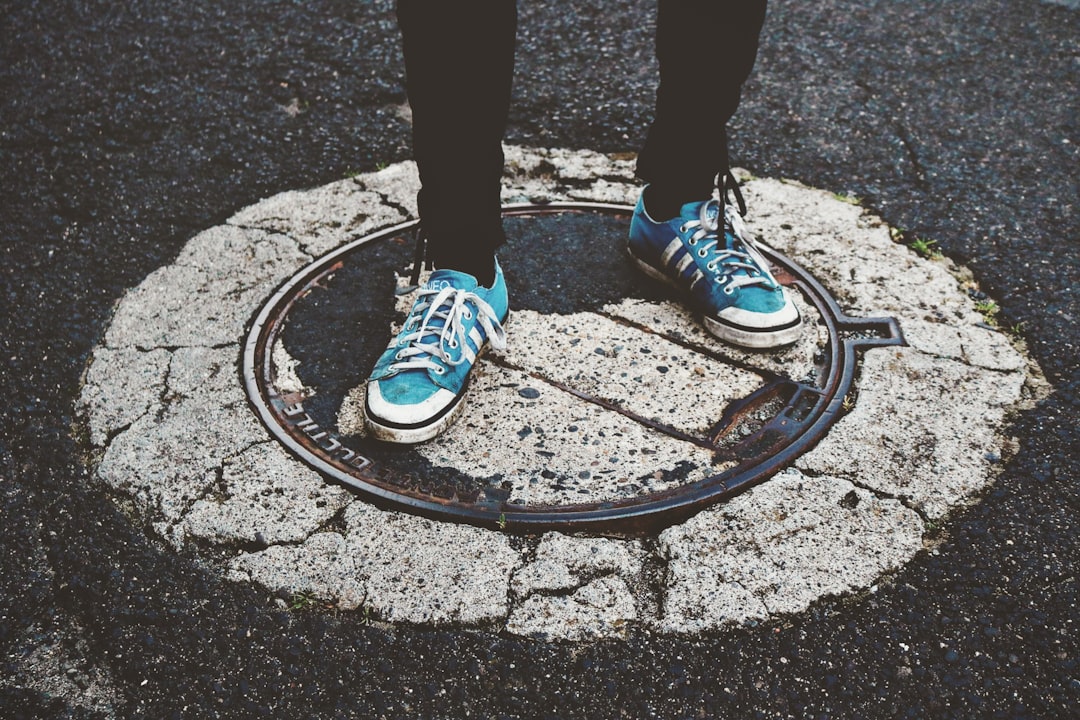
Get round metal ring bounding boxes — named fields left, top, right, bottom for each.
left=242, top=203, right=904, bottom=534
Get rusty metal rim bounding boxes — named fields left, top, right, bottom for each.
left=242, top=202, right=904, bottom=535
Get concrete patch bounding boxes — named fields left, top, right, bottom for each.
left=511, top=532, right=646, bottom=597
left=179, top=441, right=352, bottom=546
left=228, top=172, right=412, bottom=258
left=105, top=226, right=310, bottom=349
left=81, top=346, right=170, bottom=446
left=228, top=503, right=521, bottom=625
left=507, top=533, right=647, bottom=641
left=658, top=469, right=924, bottom=633
left=98, top=372, right=266, bottom=527
left=796, top=346, right=1026, bottom=519
left=226, top=531, right=367, bottom=611
left=80, top=146, right=1036, bottom=639
left=507, top=575, right=639, bottom=642
left=341, top=503, right=521, bottom=626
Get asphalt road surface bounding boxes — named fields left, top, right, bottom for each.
left=2, top=0, right=1077, bottom=717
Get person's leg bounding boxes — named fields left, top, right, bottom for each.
left=397, top=0, right=517, bottom=285
left=364, top=2, right=517, bottom=443
left=628, top=0, right=802, bottom=349
left=635, top=0, right=767, bottom=219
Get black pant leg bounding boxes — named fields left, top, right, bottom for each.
left=397, top=1, right=518, bottom=276
left=636, top=0, right=768, bottom=202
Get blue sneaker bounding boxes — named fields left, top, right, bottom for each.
left=627, top=192, right=802, bottom=349
left=364, top=262, right=509, bottom=443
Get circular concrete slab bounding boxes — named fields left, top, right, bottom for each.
left=80, top=146, right=1036, bottom=640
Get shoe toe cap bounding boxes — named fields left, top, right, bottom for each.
left=716, top=287, right=801, bottom=330
left=366, top=377, right=457, bottom=426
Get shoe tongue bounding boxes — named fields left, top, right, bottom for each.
left=679, top=199, right=721, bottom=231
left=425, top=269, right=477, bottom=293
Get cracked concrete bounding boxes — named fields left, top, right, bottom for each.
left=796, top=346, right=1027, bottom=519
left=507, top=533, right=648, bottom=641
left=227, top=503, right=522, bottom=625
left=78, top=147, right=1037, bottom=641
left=658, top=469, right=925, bottom=633
left=508, top=575, right=639, bottom=642
left=178, top=441, right=353, bottom=547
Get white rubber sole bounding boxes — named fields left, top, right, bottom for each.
left=364, top=389, right=468, bottom=444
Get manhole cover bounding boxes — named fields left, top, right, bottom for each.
left=243, top=203, right=903, bottom=533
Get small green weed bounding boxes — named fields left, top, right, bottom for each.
left=891, top=227, right=943, bottom=259
left=288, top=590, right=318, bottom=611
left=975, top=299, right=1000, bottom=326
left=909, top=237, right=941, bottom=259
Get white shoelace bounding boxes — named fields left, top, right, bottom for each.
left=388, top=285, right=507, bottom=376
left=682, top=203, right=780, bottom=293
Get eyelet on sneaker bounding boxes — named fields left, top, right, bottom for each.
left=463, top=310, right=472, bottom=320
left=434, top=366, right=446, bottom=375
left=448, top=339, right=458, bottom=349
left=723, top=286, right=735, bottom=295
left=680, top=224, right=691, bottom=234
left=698, top=249, right=708, bottom=258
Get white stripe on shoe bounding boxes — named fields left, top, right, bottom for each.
left=660, top=238, right=684, bottom=267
